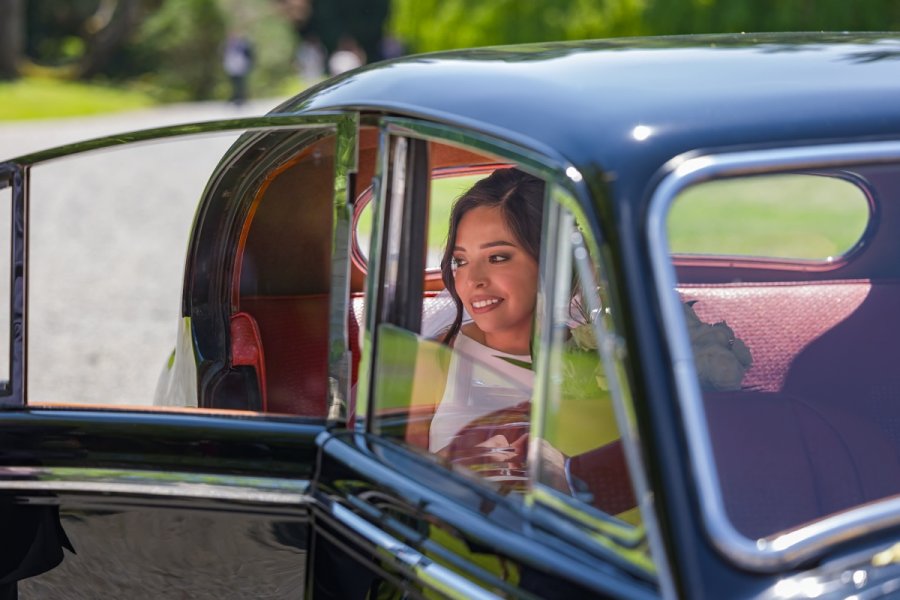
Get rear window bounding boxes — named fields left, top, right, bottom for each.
left=667, top=172, right=870, bottom=262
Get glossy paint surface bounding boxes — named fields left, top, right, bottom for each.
left=279, top=34, right=900, bottom=191
left=0, top=410, right=321, bottom=598
left=311, top=432, right=658, bottom=599
left=16, top=498, right=309, bottom=599
left=0, top=410, right=323, bottom=477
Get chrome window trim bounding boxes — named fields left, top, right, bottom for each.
left=353, top=126, right=390, bottom=430
left=646, top=140, right=900, bottom=571
left=8, top=113, right=344, bottom=166
left=0, top=466, right=311, bottom=504
left=327, top=112, right=360, bottom=423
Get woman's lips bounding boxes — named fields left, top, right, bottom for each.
left=470, top=296, right=503, bottom=314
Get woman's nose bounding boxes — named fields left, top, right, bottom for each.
left=467, top=262, right=487, bottom=287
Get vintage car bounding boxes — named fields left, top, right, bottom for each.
left=3, top=32, right=900, bottom=598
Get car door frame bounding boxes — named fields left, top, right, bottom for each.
left=0, top=113, right=358, bottom=597
left=311, top=114, right=669, bottom=599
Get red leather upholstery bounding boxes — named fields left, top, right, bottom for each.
left=236, top=295, right=364, bottom=417
left=679, top=281, right=870, bottom=392
left=238, top=296, right=330, bottom=416
left=230, top=312, right=268, bottom=411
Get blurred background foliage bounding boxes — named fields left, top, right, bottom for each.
left=0, top=0, right=898, bottom=109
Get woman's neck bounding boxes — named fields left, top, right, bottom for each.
left=461, top=323, right=531, bottom=356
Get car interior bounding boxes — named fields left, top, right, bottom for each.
left=670, top=164, right=900, bottom=539
left=216, top=125, right=900, bottom=542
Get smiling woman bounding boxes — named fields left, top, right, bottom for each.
left=428, top=168, right=544, bottom=454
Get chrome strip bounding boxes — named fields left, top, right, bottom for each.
left=331, top=503, right=502, bottom=600
left=327, top=113, right=360, bottom=422
left=353, top=126, right=391, bottom=430
left=12, top=114, right=342, bottom=165
left=646, top=140, right=900, bottom=570
left=0, top=466, right=311, bottom=504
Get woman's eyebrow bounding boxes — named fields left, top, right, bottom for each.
left=480, top=240, right=516, bottom=249
left=453, top=240, right=516, bottom=252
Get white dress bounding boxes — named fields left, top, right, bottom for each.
left=428, top=332, right=534, bottom=453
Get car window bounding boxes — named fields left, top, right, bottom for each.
left=667, top=172, right=870, bottom=262
left=529, top=191, right=652, bottom=572
left=27, top=132, right=242, bottom=406
left=365, top=137, right=648, bottom=550
left=662, top=161, right=900, bottom=545
left=354, top=165, right=508, bottom=276
left=366, top=142, right=541, bottom=491
left=22, top=121, right=359, bottom=414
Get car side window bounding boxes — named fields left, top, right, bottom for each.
left=662, top=163, right=900, bottom=544
left=21, top=121, right=359, bottom=414
left=365, top=139, right=648, bottom=532
left=529, top=192, right=651, bottom=571
left=367, top=139, right=541, bottom=495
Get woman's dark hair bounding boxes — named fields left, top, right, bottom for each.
left=440, top=167, right=545, bottom=344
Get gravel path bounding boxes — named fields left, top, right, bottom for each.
left=0, top=98, right=288, bottom=405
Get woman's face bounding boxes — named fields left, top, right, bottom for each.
left=452, top=205, right=539, bottom=354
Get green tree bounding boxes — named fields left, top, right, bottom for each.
left=643, top=0, right=900, bottom=34
left=389, top=0, right=646, bottom=53
left=388, top=0, right=900, bottom=53
left=132, top=0, right=227, bottom=100
left=0, top=0, right=24, bottom=79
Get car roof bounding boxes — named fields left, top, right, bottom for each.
left=274, top=33, right=900, bottom=191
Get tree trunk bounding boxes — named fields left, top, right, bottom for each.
left=0, top=0, right=24, bottom=79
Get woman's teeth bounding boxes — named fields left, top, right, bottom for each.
left=472, top=298, right=500, bottom=309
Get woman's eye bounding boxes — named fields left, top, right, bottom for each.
left=451, top=256, right=467, bottom=269
left=489, top=254, right=510, bottom=264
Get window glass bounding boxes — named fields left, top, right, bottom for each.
left=355, top=167, right=500, bottom=272
left=665, top=161, right=900, bottom=542
left=372, top=324, right=532, bottom=492
left=368, top=154, right=540, bottom=495
left=28, top=134, right=241, bottom=406
left=536, top=206, right=643, bottom=524
left=667, top=172, right=869, bottom=261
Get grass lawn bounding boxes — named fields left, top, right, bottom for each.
left=668, top=173, right=870, bottom=259
left=0, top=77, right=156, bottom=121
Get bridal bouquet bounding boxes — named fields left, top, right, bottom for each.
left=682, top=300, right=752, bottom=391
left=564, top=319, right=609, bottom=396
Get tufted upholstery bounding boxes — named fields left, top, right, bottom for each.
left=705, top=391, right=900, bottom=539
left=679, top=280, right=871, bottom=392
left=682, top=279, right=900, bottom=537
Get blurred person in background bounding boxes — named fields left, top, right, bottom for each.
left=296, top=33, right=326, bottom=82
left=223, top=31, right=255, bottom=105
left=328, top=34, right=365, bottom=76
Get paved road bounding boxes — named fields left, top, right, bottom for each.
left=0, top=98, right=288, bottom=405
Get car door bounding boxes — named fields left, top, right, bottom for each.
left=0, top=114, right=357, bottom=599
left=309, top=118, right=668, bottom=599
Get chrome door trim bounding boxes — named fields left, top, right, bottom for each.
left=0, top=466, right=311, bottom=504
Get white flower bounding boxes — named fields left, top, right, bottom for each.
left=683, top=301, right=753, bottom=391
left=569, top=322, right=598, bottom=351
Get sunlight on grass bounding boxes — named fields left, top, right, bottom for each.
left=668, top=173, right=870, bottom=260
left=0, top=77, right=156, bottom=121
